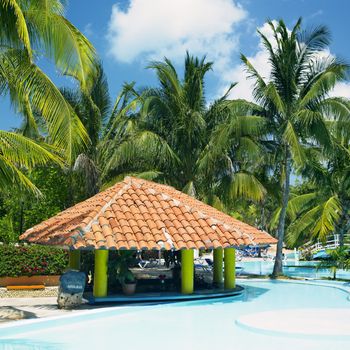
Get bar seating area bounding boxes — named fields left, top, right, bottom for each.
left=20, top=177, right=276, bottom=303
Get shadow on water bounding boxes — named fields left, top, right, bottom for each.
left=0, top=339, right=62, bottom=350
left=168, top=284, right=270, bottom=307
left=239, top=284, right=270, bottom=302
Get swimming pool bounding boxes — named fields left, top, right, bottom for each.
left=1, top=280, right=349, bottom=349
left=238, top=260, right=350, bottom=279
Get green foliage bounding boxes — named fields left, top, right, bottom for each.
left=62, top=63, right=111, bottom=199
left=287, top=135, right=350, bottom=247
left=112, top=251, right=137, bottom=284
left=1, top=13, right=350, bottom=270
left=101, top=53, right=265, bottom=208
left=0, top=129, right=62, bottom=193
left=0, top=0, right=98, bottom=90
left=0, top=215, right=17, bottom=243
left=21, top=166, right=71, bottom=230
left=0, top=0, right=99, bottom=192
left=240, top=18, right=349, bottom=275
left=0, top=244, right=68, bottom=277
left=317, top=247, right=350, bottom=279
left=0, top=165, right=71, bottom=242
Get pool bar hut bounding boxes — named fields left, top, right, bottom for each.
left=20, top=177, right=276, bottom=299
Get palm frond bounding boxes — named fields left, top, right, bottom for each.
left=286, top=205, right=322, bottom=246
left=300, top=59, right=348, bottom=108
left=25, top=9, right=98, bottom=90
left=287, top=192, right=318, bottom=219
left=1, top=50, right=89, bottom=162
left=312, top=195, right=341, bottom=242
left=264, top=82, right=286, bottom=115
left=182, top=181, right=197, bottom=197
left=0, top=130, right=62, bottom=193
left=103, top=130, right=180, bottom=177
left=226, top=172, right=267, bottom=202
left=0, top=0, right=32, bottom=56
left=282, top=121, right=305, bottom=165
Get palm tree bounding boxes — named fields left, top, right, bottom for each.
left=241, top=18, right=349, bottom=276
left=101, top=53, right=265, bottom=204
left=0, top=0, right=98, bottom=190
left=317, top=247, right=350, bottom=279
left=286, top=131, right=350, bottom=248
left=62, top=64, right=110, bottom=199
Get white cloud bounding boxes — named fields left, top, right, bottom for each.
left=107, top=4, right=349, bottom=102
left=330, top=82, right=350, bottom=99
left=107, top=0, right=247, bottom=74
left=83, top=23, right=93, bottom=38
left=221, top=21, right=276, bottom=100
left=222, top=50, right=269, bottom=100
left=306, top=9, right=323, bottom=20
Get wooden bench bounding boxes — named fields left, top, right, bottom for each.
left=6, top=285, right=45, bottom=291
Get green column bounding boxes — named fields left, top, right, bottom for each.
left=181, top=249, right=194, bottom=294
left=93, top=250, right=109, bottom=297
left=68, top=250, right=81, bottom=270
left=213, top=248, right=223, bottom=285
left=224, top=248, right=236, bottom=290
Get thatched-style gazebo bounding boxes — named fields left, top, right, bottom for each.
left=20, top=177, right=276, bottom=298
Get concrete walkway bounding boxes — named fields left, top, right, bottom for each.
left=0, top=296, right=100, bottom=323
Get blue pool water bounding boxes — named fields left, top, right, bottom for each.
left=238, top=260, right=350, bottom=279
left=1, top=280, right=349, bottom=350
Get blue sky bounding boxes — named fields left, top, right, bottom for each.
left=1, top=0, right=350, bottom=130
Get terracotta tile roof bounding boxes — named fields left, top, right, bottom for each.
left=20, top=177, right=277, bottom=250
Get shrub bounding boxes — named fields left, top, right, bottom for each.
left=0, top=244, right=68, bottom=277
left=0, top=216, right=17, bottom=243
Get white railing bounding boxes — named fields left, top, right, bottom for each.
left=300, top=234, right=350, bottom=255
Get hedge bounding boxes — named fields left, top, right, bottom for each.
left=0, top=244, right=68, bottom=277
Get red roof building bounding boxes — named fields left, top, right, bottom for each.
left=20, top=177, right=276, bottom=297
left=20, top=177, right=276, bottom=250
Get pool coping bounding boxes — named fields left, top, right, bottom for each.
left=241, top=278, right=350, bottom=299
left=89, top=285, right=244, bottom=304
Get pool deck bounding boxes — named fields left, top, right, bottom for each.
left=0, top=297, right=100, bottom=323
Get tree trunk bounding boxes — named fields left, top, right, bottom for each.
left=338, top=200, right=350, bottom=247
left=338, top=220, right=345, bottom=248
left=261, top=202, right=266, bottom=230
left=19, top=200, right=24, bottom=235
left=272, top=148, right=291, bottom=277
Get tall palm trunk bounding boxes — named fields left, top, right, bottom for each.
left=261, top=201, right=266, bottom=230
left=337, top=211, right=346, bottom=248
left=338, top=200, right=350, bottom=247
left=272, top=147, right=291, bottom=277
left=19, top=200, right=25, bottom=234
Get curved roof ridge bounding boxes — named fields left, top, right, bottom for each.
left=79, top=179, right=132, bottom=235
